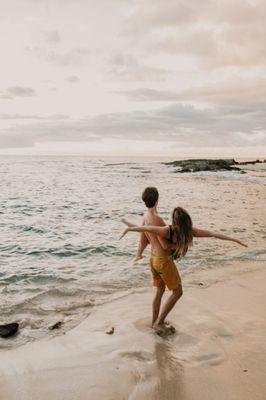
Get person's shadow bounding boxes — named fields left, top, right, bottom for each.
left=151, top=337, right=185, bottom=400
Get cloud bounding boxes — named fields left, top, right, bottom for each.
left=0, top=86, right=36, bottom=100
left=123, top=0, right=266, bottom=69
left=65, top=75, right=80, bottom=83
left=1, top=102, right=265, bottom=149
left=116, top=88, right=181, bottom=102
left=26, top=46, right=91, bottom=66
left=154, top=25, right=266, bottom=69
left=43, top=29, right=61, bottom=44
left=0, top=113, right=69, bottom=120
left=127, top=0, right=209, bottom=31
left=126, top=0, right=266, bottom=32
left=107, top=52, right=168, bottom=81
left=116, top=77, right=266, bottom=107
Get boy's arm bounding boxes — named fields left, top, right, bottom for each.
left=193, top=227, right=247, bottom=247
left=135, top=232, right=149, bottom=261
left=120, top=218, right=149, bottom=260
left=136, top=217, right=149, bottom=261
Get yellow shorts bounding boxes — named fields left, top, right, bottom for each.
left=150, top=254, right=181, bottom=290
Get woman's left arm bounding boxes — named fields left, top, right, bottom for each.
left=193, top=227, right=248, bottom=247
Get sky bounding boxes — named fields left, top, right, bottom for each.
left=0, top=0, right=265, bottom=158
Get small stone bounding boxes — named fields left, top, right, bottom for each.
left=49, top=321, right=63, bottom=330
left=106, top=327, right=115, bottom=335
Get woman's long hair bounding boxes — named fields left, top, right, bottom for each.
left=170, top=207, right=193, bottom=260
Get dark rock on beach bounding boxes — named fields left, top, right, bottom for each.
left=163, top=159, right=247, bottom=173
left=0, top=323, right=19, bottom=338
left=49, top=321, right=63, bottom=330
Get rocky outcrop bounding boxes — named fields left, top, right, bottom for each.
left=237, top=159, right=266, bottom=165
left=163, top=159, right=246, bottom=173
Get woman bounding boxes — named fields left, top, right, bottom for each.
left=120, top=207, right=247, bottom=335
left=120, top=206, right=247, bottom=253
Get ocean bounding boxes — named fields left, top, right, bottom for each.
left=0, top=156, right=265, bottom=349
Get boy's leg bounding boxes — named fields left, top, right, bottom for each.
left=152, top=285, right=165, bottom=327
left=154, top=258, right=182, bottom=327
left=155, top=284, right=183, bottom=325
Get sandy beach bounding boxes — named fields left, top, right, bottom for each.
left=0, top=260, right=265, bottom=400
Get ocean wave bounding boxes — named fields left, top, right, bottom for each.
left=104, top=162, right=134, bottom=166
left=21, top=225, right=45, bottom=234
left=194, top=170, right=266, bottom=185
left=245, top=175, right=266, bottom=185
left=29, top=287, right=90, bottom=299
left=0, top=244, right=25, bottom=254
left=44, top=299, right=94, bottom=312
left=0, top=273, right=75, bottom=285
left=26, top=244, right=132, bottom=258
left=12, top=289, right=95, bottom=313
left=203, top=248, right=266, bottom=264
left=18, top=317, right=45, bottom=329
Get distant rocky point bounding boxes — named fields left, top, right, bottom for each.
left=163, top=158, right=265, bottom=173
left=238, top=159, right=266, bottom=165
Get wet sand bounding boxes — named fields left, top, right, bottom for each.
left=0, top=260, right=266, bottom=400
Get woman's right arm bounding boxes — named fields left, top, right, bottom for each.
left=121, top=218, right=137, bottom=228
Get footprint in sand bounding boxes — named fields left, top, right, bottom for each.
left=175, top=333, right=199, bottom=346
left=214, top=327, right=233, bottom=339
left=119, top=351, right=155, bottom=362
left=194, top=352, right=225, bottom=366
left=134, top=317, right=153, bottom=333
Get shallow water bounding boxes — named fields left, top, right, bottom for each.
left=0, top=156, right=265, bottom=348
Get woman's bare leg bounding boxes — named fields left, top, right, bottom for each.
left=152, top=285, right=165, bottom=326
left=155, top=285, right=183, bottom=326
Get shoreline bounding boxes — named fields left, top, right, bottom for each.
left=0, top=260, right=266, bottom=400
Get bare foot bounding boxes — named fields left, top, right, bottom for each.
left=153, top=321, right=176, bottom=336
left=168, top=325, right=176, bottom=334
left=153, top=322, right=166, bottom=336
left=164, top=321, right=176, bottom=333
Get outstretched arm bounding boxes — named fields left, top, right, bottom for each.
left=120, top=224, right=169, bottom=240
left=193, top=227, right=247, bottom=247
left=121, top=218, right=137, bottom=228
left=121, top=217, right=171, bottom=251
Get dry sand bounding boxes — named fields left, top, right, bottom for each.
left=0, top=260, right=265, bottom=400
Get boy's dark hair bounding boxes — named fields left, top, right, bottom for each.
left=142, top=187, right=159, bottom=208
